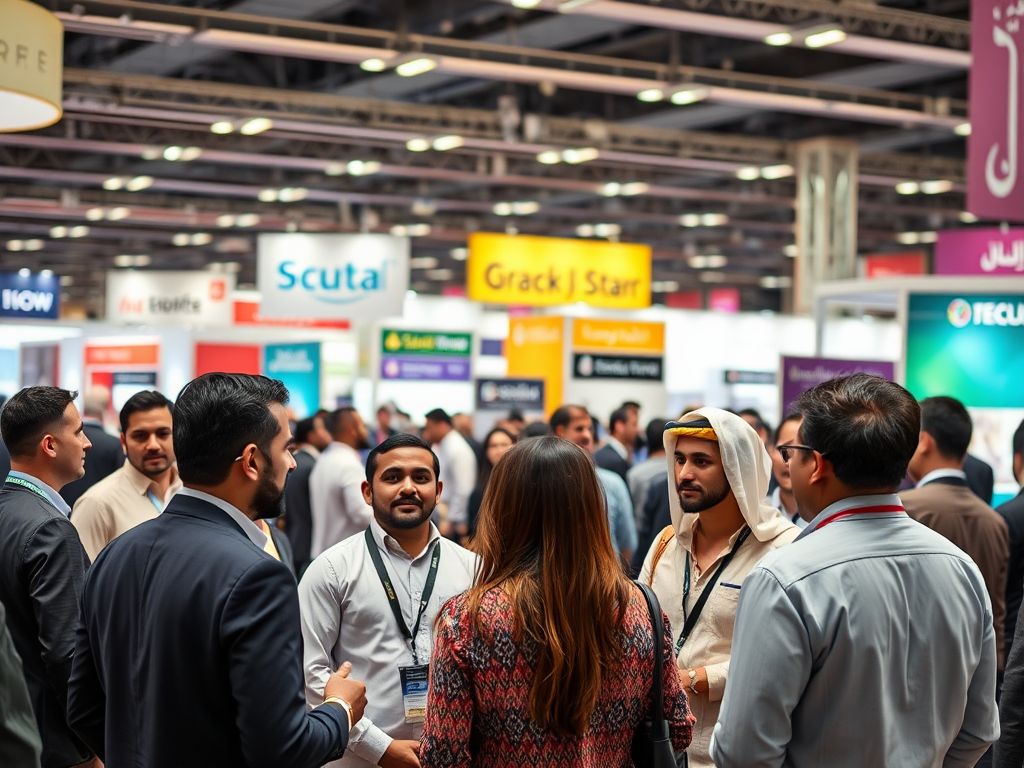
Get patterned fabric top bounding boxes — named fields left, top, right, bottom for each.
left=420, top=585, right=694, bottom=768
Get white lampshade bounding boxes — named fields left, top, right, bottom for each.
left=0, top=0, right=63, bottom=132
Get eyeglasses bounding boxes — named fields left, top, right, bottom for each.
left=777, top=444, right=818, bottom=463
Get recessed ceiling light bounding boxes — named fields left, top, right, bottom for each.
left=636, top=88, right=665, bottom=103
left=736, top=167, right=761, bottom=181
left=85, top=208, right=105, bottom=221
left=239, top=117, right=274, bottom=135
left=512, top=201, right=540, bottom=215
left=107, top=207, right=131, bottom=220
left=406, top=138, right=431, bottom=152
left=18, top=267, right=31, bottom=276
left=395, top=57, right=438, bottom=77
left=493, top=202, right=514, bottom=216
left=172, top=233, right=191, bottom=246
left=236, top=213, right=261, bottom=227
left=347, top=159, right=382, bottom=176
left=126, top=175, right=153, bottom=191
left=258, top=188, right=278, bottom=202
left=216, top=214, right=237, bottom=227
left=360, top=57, right=388, bottom=72
left=432, top=135, right=465, bottom=151
left=701, top=213, right=729, bottom=226
left=191, top=232, right=213, bottom=245
left=670, top=85, right=709, bottom=105
left=920, top=179, right=953, bottom=195
left=896, top=232, right=921, bottom=245
left=959, top=211, right=979, bottom=223
left=103, top=177, right=125, bottom=191
left=450, top=247, right=469, bottom=261
left=49, top=226, right=68, bottom=238
left=210, top=121, right=235, bottom=135
left=536, top=150, right=562, bottom=165
left=278, top=188, right=308, bottom=202
left=621, top=182, right=649, bottom=196
left=760, top=164, right=794, bottom=180
left=561, top=147, right=599, bottom=164
left=804, top=27, right=846, bottom=48
left=69, top=225, right=90, bottom=238
left=7, top=241, right=24, bottom=252
left=163, top=146, right=184, bottom=161
left=954, top=122, right=971, bottom=136
left=895, top=181, right=920, bottom=195
left=679, top=213, right=701, bottom=227
left=599, top=182, right=621, bottom=197
left=764, top=31, right=793, bottom=46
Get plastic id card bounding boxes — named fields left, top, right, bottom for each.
left=399, top=664, right=429, bottom=723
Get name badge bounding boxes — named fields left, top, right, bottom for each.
left=399, top=664, right=430, bottom=723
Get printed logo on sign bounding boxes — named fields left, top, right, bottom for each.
left=576, top=355, right=594, bottom=377
left=481, top=382, right=499, bottom=403
left=277, top=260, right=390, bottom=305
left=209, top=279, right=226, bottom=301
left=947, top=299, right=973, bottom=328
left=2, top=288, right=54, bottom=314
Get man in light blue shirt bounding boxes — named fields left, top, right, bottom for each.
left=711, top=373, right=999, bottom=768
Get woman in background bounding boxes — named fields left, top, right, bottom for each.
left=466, top=427, right=516, bottom=536
left=421, top=436, right=693, bottom=768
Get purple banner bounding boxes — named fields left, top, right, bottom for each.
left=935, top=228, right=1024, bottom=275
left=966, top=0, right=1024, bottom=222
left=381, top=356, right=471, bottom=381
left=781, top=356, right=895, bottom=415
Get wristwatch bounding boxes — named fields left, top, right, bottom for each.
left=688, top=669, right=699, bottom=695
left=323, top=696, right=354, bottom=730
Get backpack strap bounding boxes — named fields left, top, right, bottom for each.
left=646, top=525, right=676, bottom=587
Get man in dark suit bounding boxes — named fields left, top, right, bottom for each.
left=67, top=373, right=366, bottom=768
left=902, top=396, right=1009, bottom=672
left=0, top=386, right=94, bottom=768
left=284, top=411, right=331, bottom=578
left=594, top=406, right=637, bottom=485
left=966, top=453, right=997, bottom=505
left=0, top=599, right=43, bottom=767
left=59, top=388, right=124, bottom=509
left=998, top=419, right=1024, bottom=658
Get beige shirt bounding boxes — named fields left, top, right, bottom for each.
left=71, top=461, right=182, bottom=561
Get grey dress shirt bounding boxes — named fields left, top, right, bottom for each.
left=299, top=518, right=478, bottom=767
left=711, top=493, right=1000, bottom=768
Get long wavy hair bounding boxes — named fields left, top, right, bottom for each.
left=467, top=435, right=632, bottom=736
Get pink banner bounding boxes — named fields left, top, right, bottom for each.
left=934, top=228, right=1024, bottom=275
left=966, top=0, right=1024, bottom=222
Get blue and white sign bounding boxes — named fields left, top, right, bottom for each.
left=0, top=271, right=59, bottom=319
left=264, top=342, right=321, bottom=418
left=257, top=234, right=409, bottom=320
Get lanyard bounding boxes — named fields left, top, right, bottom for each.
left=677, top=525, right=751, bottom=655
left=364, top=526, right=441, bottom=665
left=6, top=476, right=58, bottom=509
left=814, top=503, right=905, bottom=531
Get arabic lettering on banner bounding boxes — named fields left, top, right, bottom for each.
left=967, top=0, right=1024, bottom=222
left=934, top=228, right=1024, bottom=275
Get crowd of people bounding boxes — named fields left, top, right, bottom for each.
left=1, top=371, right=1024, bottom=767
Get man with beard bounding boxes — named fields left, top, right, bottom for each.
left=300, top=433, right=478, bottom=768
left=310, top=408, right=373, bottom=558
left=67, top=373, right=367, bottom=768
left=71, top=390, right=183, bottom=561
left=639, top=409, right=799, bottom=768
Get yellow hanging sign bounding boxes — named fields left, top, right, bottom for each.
left=466, top=233, right=651, bottom=309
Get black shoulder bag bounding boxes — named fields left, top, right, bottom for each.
left=631, top=581, right=677, bottom=768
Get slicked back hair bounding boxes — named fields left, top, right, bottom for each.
left=792, top=374, right=920, bottom=490
left=174, top=373, right=289, bottom=486
left=1, top=387, right=79, bottom=460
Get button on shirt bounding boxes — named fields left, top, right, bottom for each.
left=71, top=461, right=183, bottom=561
left=309, top=442, right=371, bottom=558
left=711, top=494, right=1000, bottom=768
left=299, top=517, right=478, bottom=768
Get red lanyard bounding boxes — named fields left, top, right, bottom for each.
left=815, top=503, right=905, bottom=530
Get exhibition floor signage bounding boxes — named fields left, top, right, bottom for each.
left=380, top=329, right=472, bottom=382
left=476, top=378, right=545, bottom=412
left=780, top=356, right=895, bottom=415
left=573, top=354, right=663, bottom=381
left=506, top=316, right=565, bottom=416
left=264, top=342, right=321, bottom=418
left=571, top=318, right=664, bottom=382
left=258, top=234, right=409, bottom=320
left=466, top=233, right=651, bottom=309
left=0, top=270, right=59, bottom=319
left=934, top=228, right=1024, bottom=275
left=106, top=271, right=234, bottom=326
left=905, top=293, right=1024, bottom=408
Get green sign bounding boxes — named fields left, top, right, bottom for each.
left=381, top=330, right=472, bottom=357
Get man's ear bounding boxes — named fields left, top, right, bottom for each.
left=361, top=480, right=373, bottom=506
left=40, top=434, right=58, bottom=460
left=240, top=444, right=260, bottom=482
left=435, top=480, right=443, bottom=503
left=808, top=451, right=833, bottom=486
left=917, top=431, right=933, bottom=456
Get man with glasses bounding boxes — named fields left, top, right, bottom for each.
left=711, top=374, right=999, bottom=768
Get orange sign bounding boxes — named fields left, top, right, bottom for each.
left=85, top=343, right=160, bottom=366
left=506, top=316, right=565, bottom=416
left=232, top=300, right=350, bottom=329
left=571, top=318, right=664, bottom=355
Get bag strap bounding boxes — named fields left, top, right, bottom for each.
left=646, top=525, right=676, bottom=587
left=634, top=581, right=670, bottom=740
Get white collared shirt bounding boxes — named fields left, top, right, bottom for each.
left=916, top=468, right=969, bottom=488
left=433, top=430, right=477, bottom=526
left=309, top=442, right=371, bottom=558
left=176, top=487, right=267, bottom=549
left=299, top=517, right=478, bottom=767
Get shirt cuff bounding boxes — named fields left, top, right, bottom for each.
left=347, top=715, right=395, bottom=766
left=705, top=660, right=729, bottom=702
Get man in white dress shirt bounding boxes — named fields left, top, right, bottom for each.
left=299, top=433, right=478, bottom=768
left=309, top=407, right=372, bottom=558
left=421, top=409, right=476, bottom=541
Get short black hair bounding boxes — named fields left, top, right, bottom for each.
left=919, top=396, right=973, bottom=460
left=365, top=433, right=440, bottom=482
left=295, top=409, right=329, bottom=444
left=1014, top=417, right=1024, bottom=457
left=119, top=390, right=173, bottom=434
left=174, top=373, right=289, bottom=486
left=424, top=408, right=451, bottom=425
left=609, top=407, right=630, bottom=433
left=507, top=408, right=526, bottom=423
left=739, top=407, right=771, bottom=436
left=645, top=418, right=667, bottom=454
left=771, top=413, right=803, bottom=447
left=1, top=387, right=79, bottom=459
left=549, top=404, right=587, bottom=432
left=521, top=422, right=553, bottom=438
left=324, top=407, right=358, bottom=438
left=792, top=374, right=919, bottom=490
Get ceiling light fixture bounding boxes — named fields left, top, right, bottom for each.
left=493, top=202, right=513, bottom=216
left=636, top=88, right=665, bottom=103
left=85, top=208, right=105, bottom=221
left=236, top=213, right=261, bottom=227
left=258, top=188, right=278, bottom=202
left=895, top=181, right=920, bottom=194
left=239, top=117, right=274, bottom=135
left=536, top=150, right=562, bottom=164
left=576, top=224, right=595, bottom=237
left=701, top=213, right=729, bottom=226
left=760, top=164, right=794, bottom=180
left=18, top=267, right=30, bottom=276
left=562, top=147, right=599, bottom=164
left=395, top=57, right=438, bottom=77
left=670, top=85, right=710, bottom=105
left=736, top=167, right=761, bottom=181
left=432, top=135, right=465, bottom=151
left=594, top=223, right=621, bottom=237
left=347, top=160, right=381, bottom=176
left=50, top=226, right=68, bottom=238
left=513, top=201, right=540, bottom=215
left=69, top=226, right=90, bottom=238
left=804, top=26, right=847, bottom=49
left=164, top=146, right=202, bottom=161
left=40, top=269, right=53, bottom=278
left=406, top=138, right=431, bottom=152
left=954, top=122, right=971, bottom=136
left=760, top=275, right=793, bottom=288
left=210, top=121, right=235, bottom=135
left=652, top=280, right=681, bottom=292
left=959, top=211, right=979, bottom=223
left=426, top=268, right=454, bottom=280
left=103, top=177, right=126, bottom=191
left=511, top=0, right=542, bottom=8
left=410, top=256, right=439, bottom=269
left=7, top=241, right=24, bottom=252
left=764, top=31, right=793, bottom=46
left=450, top=247, right=469, bottom=261
left=390, top=223, right=432, bottom=237
left=599, top=182, right=621, bottom=197
left=324, top=162, right=346, bottom=176
left=920, top=179, right=954, bottom=194
left=277, top=187, right=308, bottom=202
left=896, top=232, right=921, bottom=245
left=216, top=214, right=237, bottom=227
left=191, top=233, right=213, bottom=245
left=621, top=182, right=650, bottom=196
left=172, top=233, right=191, bottom=246
left=126, top=175, right=154, bottom=191
left=783, top=244, right=799, bottom=257
left=679, top=213, right=701, bottom=227
left=359, top=57, right=389, bottom=72
left=107, top=207, right=131, bottom=220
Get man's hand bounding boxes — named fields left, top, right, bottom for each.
left=325, top=661, right=367, bottom=726
left=379, top=739, right=421, bottom=768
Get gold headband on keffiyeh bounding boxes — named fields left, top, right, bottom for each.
left=664, top=418, right=718, bottom=442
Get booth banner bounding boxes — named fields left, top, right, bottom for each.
left=781, top=356, right=895, bottom=414
left=264, top=342, right=321, bottom=418
left=466, top=233, right=651, bottom=309
left=906, top=293, right=1024, bottom=408
left=862, top=252, right=927, bottom=278
left=725, top=370, right=776, bottom=385
left=382, top=330, right=471, bottom=357
left=258, top=234, right=408, bottom=319
left=381, top=357, right=471, bottom=382
left=106, top=271, right=234, bottom=326
left=507, top=316, right=565, bottom=416
left=966, top=0, right=1024, bottom=222
left=571, top=318, right=664, bottom=355
left=934, top=228, right=1024, bottom=275
left=0, top=0, right=64, bottom=132
left=573, top=353, right=663, bottom=381
left=232, top=297, right=350, bottom=329
left=0, top=270, right=59, bottom=319
left=476, top=378, right=545, bottom=411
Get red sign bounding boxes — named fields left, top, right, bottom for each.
left=967, top=0, right=1024, bottom=222
left=863, top=253, right=927, bottom=278
left=195, top=343, right=261, bottom=376
left=665, top=291, right=703, bottom=309
left=709, top=288, right=740, bottom=313
left=85, top=344, right=160, bottom=366
left=232, top=300, right=350, bottom=329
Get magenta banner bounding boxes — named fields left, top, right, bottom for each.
left=967, top=0, right=1024, bottom=222
left=934, top=228, right=1024, bottom=275
left=780, top=356, right=895, bottom=416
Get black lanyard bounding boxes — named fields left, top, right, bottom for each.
left=677, top=525, right=751, bottom=655
left=364, top=526, right=441, bottom=665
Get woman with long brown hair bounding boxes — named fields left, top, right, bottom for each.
left=420, top=436, right=693, bottom=767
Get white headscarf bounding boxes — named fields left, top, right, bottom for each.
left=663, top=407, right=795, bottom=543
